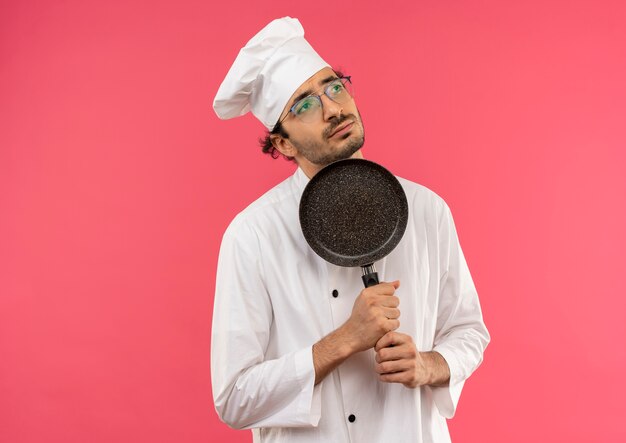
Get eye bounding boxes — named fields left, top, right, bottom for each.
left=295, top=97, right=318, bottom=115
left=329, top=81, right=345, bottom=96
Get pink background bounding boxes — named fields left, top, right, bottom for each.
left=2, top=1, right=625, bottom=442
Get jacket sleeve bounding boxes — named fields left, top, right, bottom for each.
left=210, top=218, right=322, bottom=429
left=429, top=201, right=490, bottom=418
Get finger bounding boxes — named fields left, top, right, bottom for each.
left=379, top=370, right=413, bottom=385
left=375, top=331, right=411, bottom=351
left=375, top=331, right=397, bottom=351
left=371, top=282, right=398, bottom=296
left=377, top=295, right=399, bottom=308
left=375, top=358, right=413, bottom=375
left=385, top=319, right=400, bottom=333
left=372, top=280, right=400, bottom=295
left=382, top=280, right=401, bottom=292
left=375, top=346, right=402, bottom=363
left=376, top=343, right=415, bottom=362
left=382, top=307, right=400, bottom=319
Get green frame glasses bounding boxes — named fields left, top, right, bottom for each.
left=279, top=76, right=353, bottom=124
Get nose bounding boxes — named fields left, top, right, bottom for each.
left=320, top=94, right=343, bottom=121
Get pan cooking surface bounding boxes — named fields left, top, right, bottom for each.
left=299, top=159, right=408, bottom=267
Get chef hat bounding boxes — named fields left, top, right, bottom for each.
left=213, top=17, right=330, bottom=131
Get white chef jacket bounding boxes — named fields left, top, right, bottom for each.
left=211, top=167, right=490, bottom=443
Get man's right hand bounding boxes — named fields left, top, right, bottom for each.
left=341, top=281, right=401, bottom=353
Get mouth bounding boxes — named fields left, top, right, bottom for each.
left=328, top=121, right=354, bottom=139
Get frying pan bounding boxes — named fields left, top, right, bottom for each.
left=299, top=158, right=408, bottom=287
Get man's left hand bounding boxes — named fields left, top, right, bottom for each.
left=374, top=332, right=450, bottom=388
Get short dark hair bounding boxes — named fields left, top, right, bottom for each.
left=258, top=69, right=345, bottom=161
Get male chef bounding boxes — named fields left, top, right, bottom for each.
left=211, top=17, right=490, bottom=443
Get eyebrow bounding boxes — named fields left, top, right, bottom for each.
left=289, top=75, right=340, bottom=108
left=318, top=75, right=339, bottom=87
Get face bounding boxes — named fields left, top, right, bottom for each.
left=273, top=67, right=365, bottom=175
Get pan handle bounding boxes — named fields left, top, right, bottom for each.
left=361, top=263, right=379, bottom=287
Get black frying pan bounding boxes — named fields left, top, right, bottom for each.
left=299, top=158, right=408, bottom=287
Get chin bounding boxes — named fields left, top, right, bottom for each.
left=340, top=133, right=364, bottom=158
left=349, top=150, right=364, bottom=159
left=301, top=131, right=365, bottom=166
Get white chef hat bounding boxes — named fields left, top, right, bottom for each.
left=213, top=17, right=330, bottom=131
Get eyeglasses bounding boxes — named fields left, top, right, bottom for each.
left=279, top=76, right=354, bottom=124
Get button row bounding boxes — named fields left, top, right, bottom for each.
left=331, top=289, right=354, bottom=424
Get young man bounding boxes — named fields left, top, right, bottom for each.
left=212, top=17, right=490, bottom=443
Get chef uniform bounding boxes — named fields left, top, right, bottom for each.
left=211, top=17, right=490, bottom=443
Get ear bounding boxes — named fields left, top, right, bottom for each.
left=270, top=133, right=297, bottom=159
